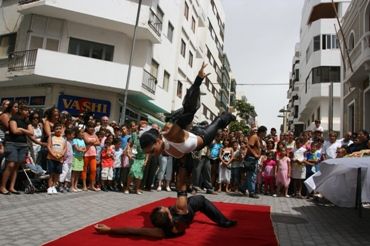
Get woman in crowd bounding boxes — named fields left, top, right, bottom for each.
left=0, top=103, right=33, bottom=195
left=28, top=111, right=46, bottom=162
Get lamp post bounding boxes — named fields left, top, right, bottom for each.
left=278, top=107, right=290, bottom=133
left=120, top=0, right=142, bottom=125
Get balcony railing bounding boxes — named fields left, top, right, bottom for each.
left=142, top=70, right=157, bottom=94
left=8, top=49, right=38, bottom=71
left=148, top=9, right=162, bottom=37
left=19, top=0, right=38, bottom=4
left=345, top=31, right=370, bottom=77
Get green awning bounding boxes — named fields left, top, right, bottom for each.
left=147, top=114, right=165, bottom=128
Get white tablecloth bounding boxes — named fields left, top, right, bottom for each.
left=304, top=157, right=370, bottom=207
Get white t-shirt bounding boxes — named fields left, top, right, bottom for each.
left=113, top=147, right=123, bottom=168
left=322, top=140, right=342, bottom=159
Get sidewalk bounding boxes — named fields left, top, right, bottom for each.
left=0, top=191, right=369, bottom=245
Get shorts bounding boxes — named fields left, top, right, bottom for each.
left=5, top=142, right=28, bottom=163
left=72, top=157, right=84, bottom=171
left=47, top=159, right=63, bottom=174
left=101, top=167, right=113, bottom=181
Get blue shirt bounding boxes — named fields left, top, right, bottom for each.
left=72, top=138, right=86, bottom=158
left=210, top=143, right=223, bottom=160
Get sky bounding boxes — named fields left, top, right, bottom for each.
left=222, top=0, right=304, bottom=132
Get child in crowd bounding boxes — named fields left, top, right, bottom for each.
left=218, top=138, right=233, bottom=192
left=112, top=138, right=123, bottom=191
left=304, top=142, right=321, bottom=178
left=46, top=123, right=67, bottom=195
left=101, top=137, right=114, bottom=191
left=59, top=128, right=74, bottom=192
left=230, top=140, right=243, bottom=192
left=275, top=147, right=291, bottom=197
left=275, top=141, right=286, bottom=161
left=121, top=139, right=133, bottom=192
left=71, top=128, right=86, bottom=192
left=95, top=130, right=105, bottom=189
left=291, top=138, right=306, bottom=198
left=262, top=151, right=276, bottom=196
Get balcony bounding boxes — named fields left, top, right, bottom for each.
left=343, top=31, right=370, bottom=84
left=6, top=49, right=156, bottom=99
left=8, top=49, right=37, bottom=71
left=18, top=0, right=161, bottom=43
left=142, top=70, right=157, bottom=94
left=148, top=9, right=162, bottom=37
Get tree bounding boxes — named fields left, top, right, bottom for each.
left=228, top=99, right=257, bottom=134
left=234, top=99, right=257, bottom=122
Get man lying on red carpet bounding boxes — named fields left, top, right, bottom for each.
left=94, top=158, right=237, bottom=238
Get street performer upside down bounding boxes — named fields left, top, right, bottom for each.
left=95, top=63, right=237, bottom=238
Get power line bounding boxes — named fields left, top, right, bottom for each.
left=237, top=83, right=289, bottom=86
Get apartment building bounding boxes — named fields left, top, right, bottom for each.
left=287, top=43, right=304, bottom=136
left=340, top=0, right=370, bottom=133
left=0, top=0, right=230, bottom=125
left=288, top=0, right=351, bottom=135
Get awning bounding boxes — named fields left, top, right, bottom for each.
left=147, top=114, right=165, bottom=128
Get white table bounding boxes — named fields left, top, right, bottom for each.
left=305, top=157, right=370, bottom=208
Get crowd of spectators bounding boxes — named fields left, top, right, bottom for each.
left=0, top=99, right=369, bottom=199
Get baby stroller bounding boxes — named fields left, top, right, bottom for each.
left=18, top=153, right=49, bottom=194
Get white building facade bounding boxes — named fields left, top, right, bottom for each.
left=340, top=0, right=370, bottom=133
left=0, top=0, right=229, bottom=125
left=288, top=0, right=351, bottom=135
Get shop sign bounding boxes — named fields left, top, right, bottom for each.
left=58, top=95, right=110, bottom=117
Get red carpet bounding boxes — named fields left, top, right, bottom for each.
left=44, top=197, right=278, bottom=246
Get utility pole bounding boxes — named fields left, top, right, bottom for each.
left=328, top=82, right=334, bottom=132
left=120, top=0, right=142, bottom=124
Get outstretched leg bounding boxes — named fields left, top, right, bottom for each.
left=188, top=195, right=236, bottom=227
left=194, top=112, right=236, bottom=149
left=169, top=76, right=203, bottom=129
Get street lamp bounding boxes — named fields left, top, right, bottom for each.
left=278, top=107, right=290, bottom=133
left=120, top=0, right=142, bottom=125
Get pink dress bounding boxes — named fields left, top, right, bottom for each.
left=276, top=157, right=290, bottom=188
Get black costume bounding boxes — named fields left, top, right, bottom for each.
left=167, top=76, right=235, bottom=149
left=163, top=195, right=235, bottom=238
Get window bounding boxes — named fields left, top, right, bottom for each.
left=163, top=70, right=170, bottom=91
left=156, top=6, right=164, bottom=21
left=180, top=39, right=186, bottom=57
left=68, top=38, right=114, bottom=61
left=29, top=35, right=59, bottom=51
left=322, top=34, right=332, bottom=50
left=313, top=35, right=320, bottom=51
left=191, top=16, right=196, bottom=33
left=184, top=2, right=189, bottom=20
left=151, top=59, right=159, bottom=78
left=349, top=33, right=355, bottom=51
left=188, top=51, right=193, bottom=67
left=167, top=22, right=174, bottom=42
left=312, top=66, right=340, bottom=84
left=332, top=35, right=338, bottom=49
left=348, top=102, right=355, bottom=133
left=203, top=104, right=208, bottom=118
left=177, top=81, right=183, bottom=98
left=0, top=33, right=16, bottom=59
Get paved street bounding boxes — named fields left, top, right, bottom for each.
left=0, top=190, right=370, bottom=246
